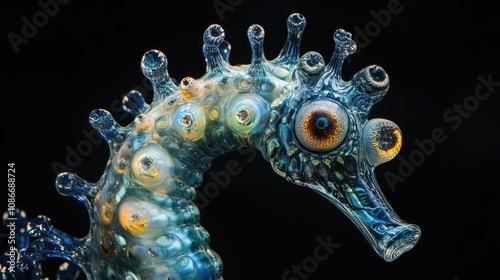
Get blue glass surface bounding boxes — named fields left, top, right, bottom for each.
left=1, top=13, right=420, bottom=280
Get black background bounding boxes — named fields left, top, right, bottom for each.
left=2, top=0, right=499, bottom=279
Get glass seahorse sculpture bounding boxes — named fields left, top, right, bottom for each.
left=2, top=13, right=421, bottom=280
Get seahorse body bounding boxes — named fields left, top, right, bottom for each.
left=6, top=13, right=420, bottom=279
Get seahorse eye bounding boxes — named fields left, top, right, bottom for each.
left=362, top=118, right=402, bottom=166
left=294, top=99, right=349, bottom=152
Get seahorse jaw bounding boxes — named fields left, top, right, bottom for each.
left=382, top=224, right=420, bottom=262
left=281, top=165, right=421, bottom=262
left=313, top=178, right=421, bottom=262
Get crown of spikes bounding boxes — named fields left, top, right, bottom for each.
left=85, top=12, right=389, bottom=163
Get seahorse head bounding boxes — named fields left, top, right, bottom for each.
left=255, top=14, right=421, bottom=262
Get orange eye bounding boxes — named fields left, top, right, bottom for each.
left=294, top=99, right=349, bottom=152
left=362, top=118, right=402, bottom=166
